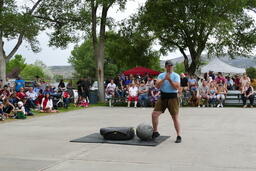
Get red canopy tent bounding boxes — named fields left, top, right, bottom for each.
left=123, top=66, right=160, bottom=76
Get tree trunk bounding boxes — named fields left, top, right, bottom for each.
left=0, top=32, right=6, bottom=84
left=0, top=55, right=6, bottom=85
left=96, top=5, right=108, bottom=103
left=96, top=40, right=105, bottom=102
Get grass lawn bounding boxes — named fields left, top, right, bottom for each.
left=0, top=103, right=108, bottom=124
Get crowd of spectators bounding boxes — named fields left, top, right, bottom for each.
left=0, top=77, right=75, bottom=121
left=105, top=72, right=255, bottom=108
left=1, top=71, right=255, bottom=121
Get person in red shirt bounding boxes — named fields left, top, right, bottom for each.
left=0, top=85, right=10, bottom=98
left=62, top=89, right=70, bottom=108
left=16, top=87, right=27, bottom=100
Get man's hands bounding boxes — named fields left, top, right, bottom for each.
left=164, top=72, right=171, bottom=82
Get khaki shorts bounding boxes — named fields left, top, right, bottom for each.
left=154, top=97, right=179, bottom=115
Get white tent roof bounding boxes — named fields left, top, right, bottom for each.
left=201, top=58, right=246, bottom=74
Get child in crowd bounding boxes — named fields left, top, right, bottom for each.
left=15, top=101, right=27, bottom=119
left=77, top=97, right=89, bottom=107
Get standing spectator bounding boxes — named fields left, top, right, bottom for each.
left=127, top=83, right=138, bottom=107
left=241, top=82, right=255, bottom=108
left=0, top=79, right=3, bottom=89
left=15, top=77, right=25, bottom=92
left=82, top=78, right=90, bottom=101
left=76, top=78, right=84, bottom=103
left=209, top=71, right=215, bottom=80
left=203, top=73, right=209, bottom=82
left=138, top=81, right=149, bottom=107
left=240, top=73, right=251, bottom=89
left=234, top=75, right=241, bottom=90
left=66, top=80, right=73, bottom=89
left=58, top=79, right=65, bottom=91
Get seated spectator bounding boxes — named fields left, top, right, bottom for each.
left=115, top=85, right=126, bottom=97
left=216, top=83, right=227, bottom=107
left=43, top=86, right=53, bottom=95
left=0, top=101, right=5, bottom=121
left=208, top=82, right=217, bottom=107
left=0, top=85, right=10, bottom=99
left=138, top=81, right=149, bottom=107
left=128, top=83, right=138, bottom=107
left=124, top=76, right=132, bottom=86
left=16, top=87, right=33, bottom=115
left=149, top=84, right=160, bottom=107
left=105, top=79, right=116, bottom=107
left=16, top=87, right=27, bottom=101
left=25, top=87, right=37, bottom=108
left=215, top=72, right=226, bottom=84
left=241, top=82, right=255, bottom=108
left=188, top=75, right=198, bottom=91
left=77, top=97, right=89, bottom=107
left=35, top=89, right=44, bottom=110
left=15, top=101, right=27, bottom=119
left=197, top=80, right=209, bottom=107
left=2, top=98, right=15, bottom=118
left=226, top=76, right=234, bottom=90
left=40, top=94, right=58, bottom=113
left=9, top=92, right=19, bottom=106
left=146, top=77, right=154, bottom=89
left=105, top=79, right=116, bottom=98
left=180, top=73, right=188, bottom=91
left=62, top=89, right=70, bottom=109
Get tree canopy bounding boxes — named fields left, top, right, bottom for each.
left=69, top=31, right=161, bottom=80
left=138, top=0, right=256, bottom=74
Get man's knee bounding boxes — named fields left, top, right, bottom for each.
left=152, top=111, right=161, bottom=118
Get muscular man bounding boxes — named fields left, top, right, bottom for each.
left=151, top=60, right=182, bottom=143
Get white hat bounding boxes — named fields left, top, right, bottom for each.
left=18, top=101, right=23, bottom=106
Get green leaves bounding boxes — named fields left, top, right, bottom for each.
left=138, top=0, right=256, bottom=74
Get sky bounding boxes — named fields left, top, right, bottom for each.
left=5, top=0, right=180, bottom=66
left=6, top=1, right=255, bottom=66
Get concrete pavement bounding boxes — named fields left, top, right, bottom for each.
left=0, top=107, right=256, bottom=171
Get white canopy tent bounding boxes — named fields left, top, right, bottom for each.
left=201, top=58, right=246, bottom=74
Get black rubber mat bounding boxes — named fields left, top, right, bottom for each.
left=70, top=133, right=170, bottom=146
